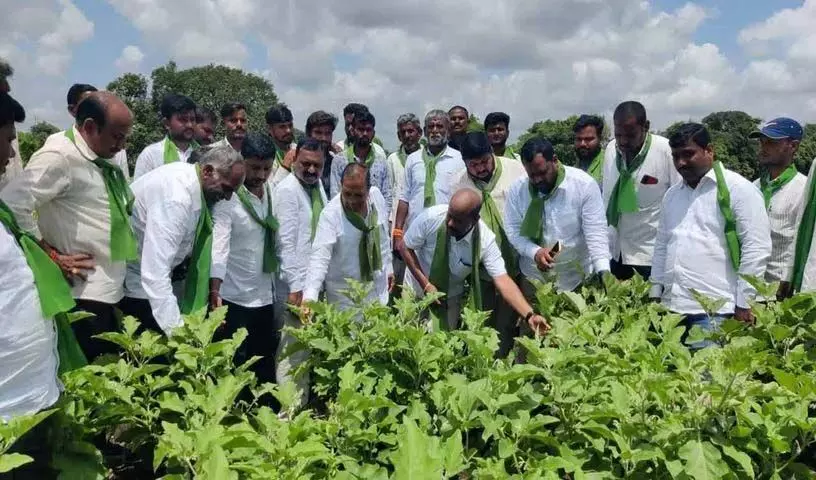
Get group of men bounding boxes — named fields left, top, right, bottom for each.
left=1, top=66, right=816, bottom=420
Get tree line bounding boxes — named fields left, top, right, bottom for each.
left=16, top=61, right=816, bottom=180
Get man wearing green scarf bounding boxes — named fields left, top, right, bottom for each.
left=454, top=132, right=529, bottom=356
left=1, top=92, right=136, bottom=361
left=484, top=112, right=521, bottom=161
left=403, top=189, right=549, bottom=334
left=133, top=93, right=198, bottom=179
left=271, top=138, right=328, bottom=409
left=119, top=145, right=245, bottom=334
left=573, top=114, right=605, bottom=186
left=650, top=123, right=770, bottom=349
left=212, top=103, right=248, bottom=153
left=209, top=133, right=280, bottom=384
left=747, top=118, right=807, bottom=299
left=602, top=101, right=680, bottom=281
left=329, top=111, right=393, bottom=217
left=265, top=103, right=297, bottom=189
left=303, top=163, right=392, bottom=311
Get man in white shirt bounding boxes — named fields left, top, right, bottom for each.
left=212, top=102, right=248, bottom=152
left=272, top=138, right=328, bottom=407
left=299, top=110, right=339, bottom=197
left=330, top=111, right=393, bottom=217
left=194, top=106, right=216, bottom=146
left=121, top=145, right=246, bottom=334
left=505, top=137, right=610, bottom=299
left=210, top=133, right=279, bottom=384
left=403, top=189, right=550, bottom=335
left=747, top=118, right=807, bottom=299
left=603, top=101, right=680, bottom=281
left=574, top=114, right=605, bottom=186
left=304, top=163, right=392, bottom=310
left=133, top=93, right=197, bottom=179
left=266, top=103, right=297, bottom=189
left=650, top=123, right=771, bottom=349
left=447, top=105, right=469, bottom=152
left=393, top=109, right=465, bottom=251
left=484, top=112, right=520, bottom=160
left=1, top=92, right=135, bottom=361
left=0, top=92, right=61, bottom=421
left=454, top=132, right=528, bottom=356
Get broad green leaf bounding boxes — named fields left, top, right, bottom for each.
left=0, top=453, right=33, bottom=473
left=199, top=445, right=231, bottom=480
left=719, top=444, right=754, bottom=478
left=678, top=440, right=730, bottom=480
left=390, top=419, right=443, bottom=480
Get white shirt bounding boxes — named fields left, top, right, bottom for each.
left=505, top=166, right=611, bottom=292
left=0, top=126, right=129, bottom=303
left=602, top=134, right=681, bottom=266
left=0, top=137, right=22, bottom=190
left=125, top=163, right=204, bottom=333
left=267, top=143, right=296, bottom=191
left=44, top=130, right=130, bottom=182
left=272, top=173, right=328, bottom=294
left=211, top=137, right=240, bottom=152
left=335, top=139, right=387, bottom=158
left=792, top=158, right=816, bottom=292
left=453, top=155, right=528, bottom=216
left=386, top=149, right=408, bottom=225
left=0, top=225, right=60, bottom=420
left=400, top=146, right=465, bottom=228
left=404, top=204, right=506, bottom=297
left=211, top=186, right=276, bottom=308
left=133, top=138, right=197, bottom=180
left=752, top=173, right=806, bottom=283
left=303, top=188, right=392, bottom=307
left=650, top=166, right=771, bottom=315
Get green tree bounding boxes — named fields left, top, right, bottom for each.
left=17, top=121, right=60, bottom=165
left=107, top=73, right=158, bottom=165
left=795, top=123, right=816, bottom=174
left=515, top=115, right=580, bottom=166
left=467, top=114, right=484, bottom=133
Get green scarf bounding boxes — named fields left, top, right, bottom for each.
left=606, top=133, right=652, bottom=227
left=65, top=129, right=138, bottom=261
left=759, top=164, right=798, bottom=210
left=397, top=146, right=408, bottom=167
left=585, top=149, right=604, bottom=182
left=427, top=222, right=482, bottom=331
left=343, top=201, right=382, bottom=282
left=0, top=200, right=86, bottom=373
left=474, top=158, right=517, bottom=276
left=275, top=147, right=286, bottom=167
left=236, top=184, right=280, bottom=273
left=163, top=136, right=198, bottom=164
left=181, top=165, right=213, bottom=315
left=423, top=148, right=444, bottom=207
left=792, top=163, right=816, bottom=292
left=501, top=145, right=519, bottom=160
left=712, top=162, right=741, bottom=272
left=520, top=163, right=566, bottom=246
left=309, top=184, right=325, bottom=242
left=346, top=144, right=376, bottom=168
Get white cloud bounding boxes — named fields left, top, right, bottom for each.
left=115, top=45, right=145, bottom=71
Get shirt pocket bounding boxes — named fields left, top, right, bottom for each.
left=635, top=175, right=667, bottom=209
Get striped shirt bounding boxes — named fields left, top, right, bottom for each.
left=753, top=173, right=807, bottom=283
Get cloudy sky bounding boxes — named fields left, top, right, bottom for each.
left=2, top=0, right=815, bottom=148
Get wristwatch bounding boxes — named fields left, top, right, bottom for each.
left=524, top=311, right=535, bottom=322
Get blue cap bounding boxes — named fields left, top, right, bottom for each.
left=749, top=117, right=803, bottom=141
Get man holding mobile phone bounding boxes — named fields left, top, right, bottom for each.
left=505, top=137, right=611, bottom=303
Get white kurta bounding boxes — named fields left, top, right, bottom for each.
left=44, top=130, right=130, bottom=182
left=400, top=146, right=465, bottom=229
left=504, top=166, right=611, bottom=292
left=211, top=187, right=276, bottom=308
left=602, top=134, right=681, bottom=266
left=386, top=150, right=407, bottom=225
left=0, top=225, right=59, bottom=421
left=752, top=173, right=806, bottom=283
left=125, top=163, right=204, bottom=333
left=0, top=126, right=129, bottom=304
left=303, top=187, right=392, bottom=307
left=403, top=204, right=506, bottom=297
left=133, top=138, right=197, bottom=180
left=650, top=166, right=771, bottom=315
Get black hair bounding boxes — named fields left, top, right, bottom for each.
left=76, top=94, right=107, bottom=129
left=668, top=122, right=711, bottom=149
left=352, top=110, right=375, bottom=127
left=195, top=106, right=217, bottom=124
left=305, top=110, right=338, bottom=135
left=484, top=112, right=510, bottom=130
left=265, top=103, right=294, bottom=125
left=220, top=102, right=246, bottom=119
left=241, top=132, right=277, bottom=161
left=613, top=101, right=647, bottom=126
left=460, top=131, right=492, bottom=161
left=573, top=114, right=604, bottom=137
left=519, top=137, right=556, bottom=163
left=449, top=105, right=469, bottom=116
left=341, top=162, right=372, bottom=188
left=0, top=92, right=25, bottom=126
left=160, top=93, right=196, bottom=120
left=66, top=83, right=97, bottom=107
left=296, top=137, right=323, bottom=156
left=343, top=103, right=369, bottom=117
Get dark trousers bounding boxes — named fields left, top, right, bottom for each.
left=610, top=258, right=651, bottom=281
left=215, top=300, right=279, bottom=385
left=119, top=297, right=164, bottom=335
left=71, top=299, right=121, bottom=361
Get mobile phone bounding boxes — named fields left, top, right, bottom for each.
left=550, top=241, right=562, bottom=257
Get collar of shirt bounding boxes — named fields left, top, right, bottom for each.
left=681, top=166, right=718, bottom=191
left=69, top=126, right=104, bottom=162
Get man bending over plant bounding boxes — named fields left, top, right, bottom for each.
left=402, top=188, right=550, bottom=335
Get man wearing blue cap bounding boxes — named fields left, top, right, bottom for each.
left=749, top=117, right=807, bottom=299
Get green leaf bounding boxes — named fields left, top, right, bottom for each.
left=719, top=444, right=755, bottom=479
left=0, top=453, right=33, bottom=473
left=199, top=445, right=231, bottom=480
left=678, top=440, right=730, bottom=480
left=390, top=419, right=443, bottom=480
left=442, top=433, right=465, bottom=475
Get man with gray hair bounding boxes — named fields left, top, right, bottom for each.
left=120, top=145, right=246, bottom=334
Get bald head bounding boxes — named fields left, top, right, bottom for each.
left=340, top=162, right=370, bottom=214
left=76, top=91, right=133, bottom=159
left=446, top=188, right=482, bottom=240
